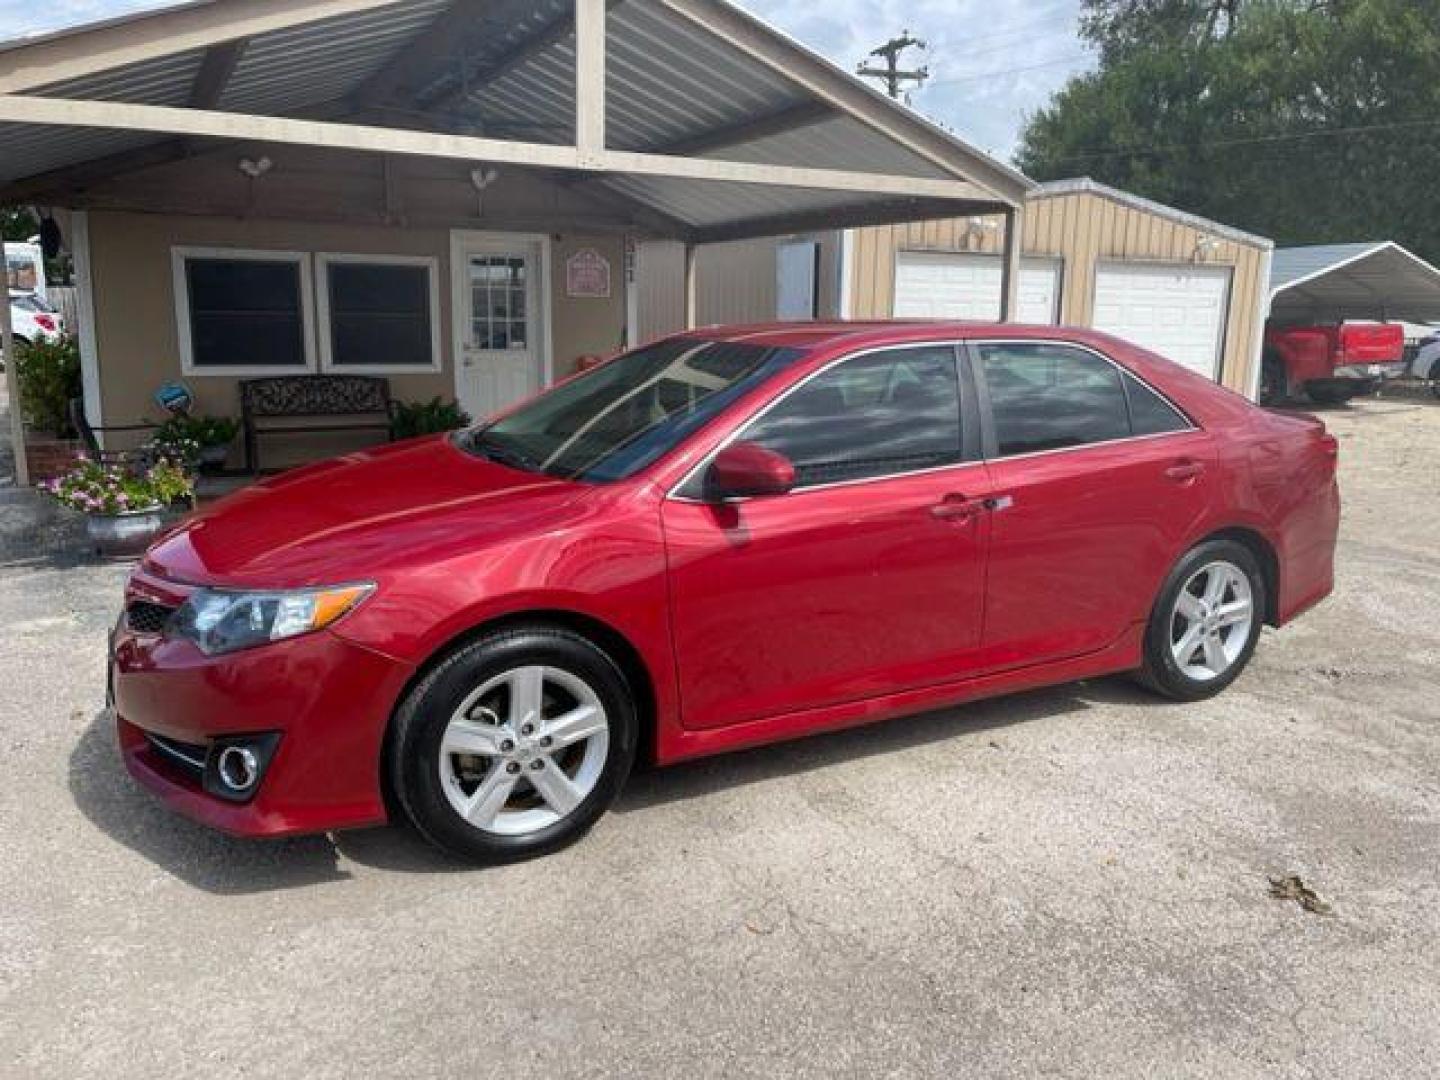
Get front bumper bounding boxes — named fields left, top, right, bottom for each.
left=110, top=570, right=415, bottom=838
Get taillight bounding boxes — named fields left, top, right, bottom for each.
left=34, top=314, right=57, bottom=332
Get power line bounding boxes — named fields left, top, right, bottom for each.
left=926, top=53, right=1093, bottom=87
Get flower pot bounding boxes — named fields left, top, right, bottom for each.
left=86, top=507, right=167, bottom=558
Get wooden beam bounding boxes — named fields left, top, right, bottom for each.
left=691, top=197, right=1001, bottom=246
left=0, top=239, right=29, bottom=486
left=351, top=0, right=486, bottom=107
left=574, top=0, right=607, bottom=161
left=0, top=95, right=987, bottom=201
left=0, top=0, right=410, bottom=94
left=188, top=39, right=249, bottom=108
left=656, top=100, right=832, bottom=158
left=683, top=243, right=698, bottom=330
left=1000, top=205, right=1023, bottom=321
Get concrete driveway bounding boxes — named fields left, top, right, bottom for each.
left=2, top=391, right=1438, bottom=1079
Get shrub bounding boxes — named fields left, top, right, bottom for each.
left=155, top=413, right=239, bottom=449
left=40, top=458, right=194, bottom=515
left=14, top=334, right=82, bottom=437
left=391, top=396, right=471, bottom=439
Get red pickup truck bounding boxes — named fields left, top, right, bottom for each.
left=1262, top=321, right=1406, bottom=405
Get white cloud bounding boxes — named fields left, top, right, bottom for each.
left=0, top=0, right=1094, bottom=163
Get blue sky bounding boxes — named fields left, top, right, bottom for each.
left=0, top=0, right=1094, bottom=162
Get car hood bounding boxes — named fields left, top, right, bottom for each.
left=145, top=436, right=593, bottom=588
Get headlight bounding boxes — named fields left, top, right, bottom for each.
left=168, top=583, right=374, bottom=656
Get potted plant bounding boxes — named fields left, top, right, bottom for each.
left=13, top=334, right=83, bottom=481
left=390, top=397, right=471, bottom=439
left=154, top=414, right=239, bottom=472
left=41, top=458, right=195, bottom=557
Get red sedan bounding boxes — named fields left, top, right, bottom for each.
left=111, top=323, right=1340, bottom=863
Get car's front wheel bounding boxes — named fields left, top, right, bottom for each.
left=1136, top=539, right=1265, bottom=701
left=390, top=626, right=637, bottom=863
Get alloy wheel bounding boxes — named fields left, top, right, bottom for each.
left=1168, top=560, right=1254, bottom=682
left=438, top=664, right=610, bottom=836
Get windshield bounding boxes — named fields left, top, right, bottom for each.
left=10, top=293, right=55, bottom=313
left=457, top=337, right=802, bottom=482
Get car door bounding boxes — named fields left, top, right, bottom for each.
left=661, top=343, right=994, bottom=731
left=969, top=340, right=1217, bottom=667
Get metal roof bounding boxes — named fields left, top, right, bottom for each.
left=0, top=0, right=1028, bottom=234
left=1033, top=178, right=1272, bottom=250
left=1270, top=242, right=1440, bottom=322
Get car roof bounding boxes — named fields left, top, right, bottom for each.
left=679, top=320, right=1119, bottom=352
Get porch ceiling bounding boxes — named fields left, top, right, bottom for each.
left=0, top=0, right=1032, bottom=240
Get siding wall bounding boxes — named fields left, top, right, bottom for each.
left=847, top=190, right=1270, bottom=394
left=636, top=234, right=840, bottom=342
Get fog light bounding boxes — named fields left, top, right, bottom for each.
left=216, top=746, right=259, bottom=793
left=202, top=733, right=281, bottom=804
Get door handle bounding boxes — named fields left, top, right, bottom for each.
left=930, top=493, right=987, bottom=521
left=1164, top=459, right=1206, bottom=482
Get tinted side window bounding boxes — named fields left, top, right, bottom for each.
left=978, top=343, right=1129, bottom=456
left=742, top=346, right=962, bottom=487
left=1122, top=371, right=1190, bottom=435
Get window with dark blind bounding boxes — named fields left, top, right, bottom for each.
left=181, top=254, right=309, bottom=370
left=322, top=258, right=437, bottom=370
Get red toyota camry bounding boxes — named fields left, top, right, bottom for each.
left=110, top=323, right=1340, bottom=863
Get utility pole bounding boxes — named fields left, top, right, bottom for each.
left=856, top=30, right=929, bottom=101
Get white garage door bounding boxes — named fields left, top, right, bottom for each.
left=1092, top=262, right=1231, bottom=379
left=894, top=251, right=1061, bottom=324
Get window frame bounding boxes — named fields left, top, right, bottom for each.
left=171, top=246, right=317, bottom=377
left=669, top=340, right=981, bottom=502
left=316, top=252, right=442, bottom=375
left=962, top=338, right=1198, bottom=463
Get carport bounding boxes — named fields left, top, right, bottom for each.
left=0, top=0, right=1034, bottom=485
left=1270, top=242, right=1440, bottom=323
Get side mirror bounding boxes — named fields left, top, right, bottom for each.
left=708, top=441, right=797, bottom=500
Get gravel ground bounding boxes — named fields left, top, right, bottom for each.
left=1, top=389, right=1437, bottom=1079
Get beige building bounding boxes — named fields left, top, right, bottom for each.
left=641, top=179, right=1272, bottom=398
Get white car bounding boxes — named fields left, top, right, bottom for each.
left=3, top=290, right=65, bottom=370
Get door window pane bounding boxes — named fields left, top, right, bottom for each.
left=325, top=261, right=433, bottom=367
left=978, top=343, right=1129, bottom=456
left=1122, top=370, right=1190, bottom=435
left=470, top=256, right=528, bottom=350
left=184, top=257, right=305, bottom=369
left=742, top=346, right=962, bottom=487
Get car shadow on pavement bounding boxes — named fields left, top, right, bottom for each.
left=69, top=710, right=354, bottom=894
left=67, top=678, right=1160, bottom=887
left=615, top=678, right=1150, bottom=814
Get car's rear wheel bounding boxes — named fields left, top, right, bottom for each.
left=1135, top=539, right=1265, bottom=701
left=390, top=626, right=637, bottom=863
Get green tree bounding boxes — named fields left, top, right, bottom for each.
left=1016, top=0, right=1440, bottom=261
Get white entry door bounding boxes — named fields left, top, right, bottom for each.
left=893, top=251, right=1062, bottom=324
left=453, top=236, right=546, bottom=421
left=1092, top=262, right=1231, bottom=379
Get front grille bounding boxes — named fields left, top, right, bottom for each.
left=145, top=733, right=208, bottom=780
left=126, top=601, right=176, bottom=635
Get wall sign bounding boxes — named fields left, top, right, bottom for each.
left=566, top=247, right=611, bottom=299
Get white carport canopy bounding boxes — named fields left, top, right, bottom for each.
left=0, top=0, right=1035, bottom=485
left=1270, top=242, right=1440, bottom=323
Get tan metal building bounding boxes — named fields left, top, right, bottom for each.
left=644, top=179, right=1273, bottom=398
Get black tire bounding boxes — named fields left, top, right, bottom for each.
left=1259, top=353, right=1286, bottom=406
left=389, top=625, right=638, bottom=864
left=1134, top=538, right=1266, bottom=702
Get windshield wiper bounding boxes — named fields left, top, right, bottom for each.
left=466, top=430, right=540, bottom=473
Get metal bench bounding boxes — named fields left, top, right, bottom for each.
left=239, top=375, right=393, bottom=473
